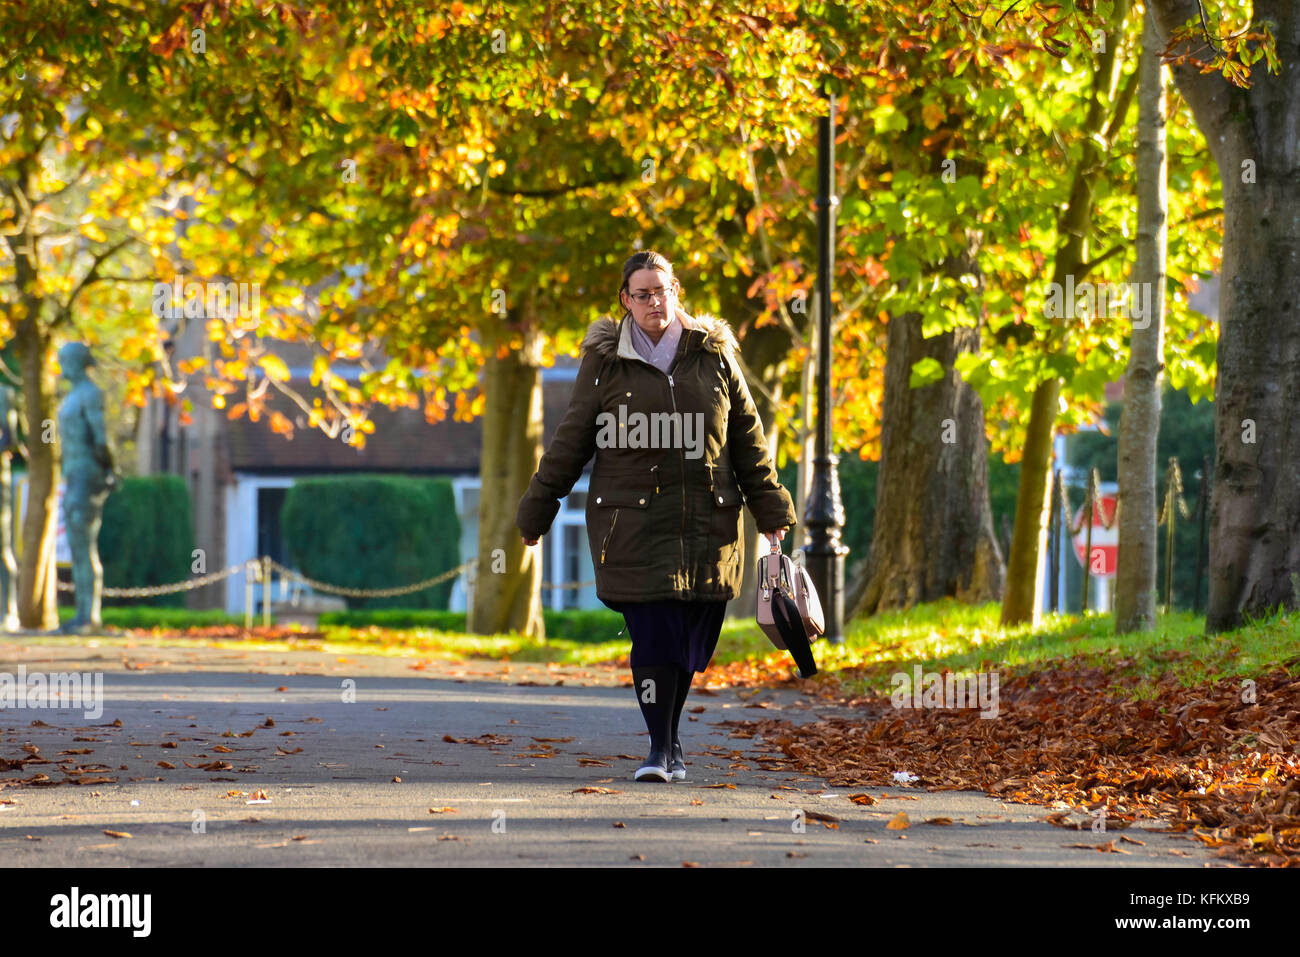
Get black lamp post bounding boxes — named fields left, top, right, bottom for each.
left=800, top=78, right=848, bottom=645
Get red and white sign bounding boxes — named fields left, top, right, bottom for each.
left=1072, top=494, right=1118, bottom=577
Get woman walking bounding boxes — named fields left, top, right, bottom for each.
left=517, top=250, right=797, bottom=783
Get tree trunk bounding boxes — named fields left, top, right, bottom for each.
left=852, top=307, right=1003, bottom=617
left=1001, top=378, right=1061, bottom=625
left=15, top=317, right=59, bottom=631
left=1114, top=10, right=1167, bottom=634
left=1204, top=173, right=1300, bottom=629
left=1145, top=0, right=1300, bottom=632
left=469, top=325, right=545, bottom=638
left=1000, top=0, right=1131, bottom=627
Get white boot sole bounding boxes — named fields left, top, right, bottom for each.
left=634, top=765, right=671, bottom=782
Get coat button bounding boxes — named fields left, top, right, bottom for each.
left=718, top=495, right=725, bottom=504
left=638, top=498, right=645, bottom=505
left=596, top=496, right=602, bottom=504
left=625, top=391, right=631, bottom=396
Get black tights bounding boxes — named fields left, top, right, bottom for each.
left=670, top=665, right=692, bottom=743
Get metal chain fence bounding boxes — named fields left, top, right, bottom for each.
left=57, top=555, right=597, bottom=627
left=267, top=558, right=472, bottom=599
left=55, top=561, right=249, bottom=598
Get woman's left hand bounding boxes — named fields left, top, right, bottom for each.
left=763, top=528, right=787, bottom=547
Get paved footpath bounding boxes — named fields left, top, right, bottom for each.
left=0, top=639, right=1228, bottom=867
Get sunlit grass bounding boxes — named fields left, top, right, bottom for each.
left=13, top=599, right=1300, bottom=690
left=799, top=600, right=1300, bottom=700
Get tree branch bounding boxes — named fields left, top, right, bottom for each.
left=737, top=117, right=805, bottom=346
left=1145, top=0, right=1249, bottom=165
left=33, top=161, right=92, bottom=205
left=1077, top=241, right=1129, bottom=279
left=52, top=236, right=137, bottom=329
left=1103, top=61, right=1141, bottom=145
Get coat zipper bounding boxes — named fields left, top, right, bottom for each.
left=667, top=373, right=685, bottom=572
left=600, top=508, right=620, bottom=565
left=618, top=331, right=690, bottom=575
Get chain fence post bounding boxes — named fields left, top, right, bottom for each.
left=261, top=555, right=272, bottom=628
left=244, top=559, right=255, bottom=631
left=1164, top=458, right=1178, bottom=614
left=1081, top=469, right=1097, bottom=612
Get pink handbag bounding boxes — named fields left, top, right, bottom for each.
left=755, top=536, right=824, bottom=678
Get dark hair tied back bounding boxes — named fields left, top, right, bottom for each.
left=618, top=250, right=680, bottom=320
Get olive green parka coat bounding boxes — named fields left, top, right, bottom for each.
left=516, top=312, right=797, bottom=603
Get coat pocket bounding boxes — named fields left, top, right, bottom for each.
left=591, top=484, right=655, bottom=567
left=706, top=479, right=744, bottom=565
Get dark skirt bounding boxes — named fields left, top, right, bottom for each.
left=602, top=598, right=728, bottom=673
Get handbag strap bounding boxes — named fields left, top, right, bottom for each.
left=770, top=589, right=818, bottom=678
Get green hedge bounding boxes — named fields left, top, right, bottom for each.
left=319, top=609, right=467, bottom=630
left=317, top=608, right=627, bottom=643
left=59, top=606, right=244, bottom=629
left=98, top=475, right=195, bottom=607
left=280, top=475, right=460, bottom=610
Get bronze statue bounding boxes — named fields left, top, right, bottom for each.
left=56, top=343, right=117, bottom=633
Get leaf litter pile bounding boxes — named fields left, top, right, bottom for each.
left=721, top=660, right=1300, bottom=866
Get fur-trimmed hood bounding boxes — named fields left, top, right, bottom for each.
left=580, top=312, right=739, bottom=360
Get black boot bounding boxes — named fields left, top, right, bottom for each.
left=631, top=665, right=677, bottom=782
left=669, top=666, right=692, bottom=780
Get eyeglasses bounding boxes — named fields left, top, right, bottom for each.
left=628, top=288, right=673, bottom=304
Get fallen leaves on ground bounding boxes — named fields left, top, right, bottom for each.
left=719, top=659, right=1300, bottom=866
left=444, top=733, right=512, bottom=747
left=1064, top=840, right=1130, bottom=854
left=802, top=809, right=841, bottom=823
left=572, top=786, right=621, bottom=795
left=125, top=625, right=324, bottom=642
left=886, top=812, right=911, bottom=830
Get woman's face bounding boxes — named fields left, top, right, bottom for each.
left=621, top=267, right=678, bottom=339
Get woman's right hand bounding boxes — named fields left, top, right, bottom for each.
left=522, top=536, right=539, bottom=546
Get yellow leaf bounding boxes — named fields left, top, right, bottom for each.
left=886, top=812, right=911, bottom=830
left=258, top=354, right=290, bottom=382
